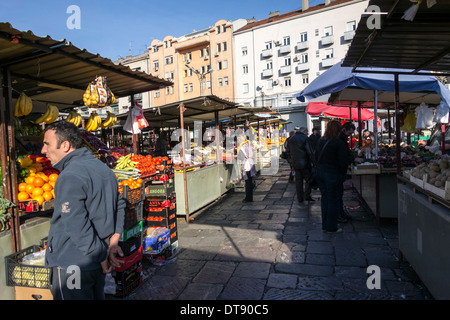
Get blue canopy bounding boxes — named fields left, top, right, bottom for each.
left=295, top=61, right=450, bottom=109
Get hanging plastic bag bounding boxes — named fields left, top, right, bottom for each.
left=415, top=102, right=435, bottom=129
left=135, top=102, right=149, bottom=129
left=123, top=103, right=143, bottom=134
left=401, top=112, right=417, bottom=133
left=433, top=101, right=449, bottom=124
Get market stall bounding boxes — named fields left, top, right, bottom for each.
left=337, top=0, right=450, bottom=299
left=0, top=22, right=172, bottom=300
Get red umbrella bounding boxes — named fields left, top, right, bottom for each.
left=306, top=102, right=377, bottom=121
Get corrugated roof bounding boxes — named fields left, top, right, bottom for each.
left=235, top=0, right=361, bottom=33
left=0, top=22, right=172, bottom=111
left=342, top=0, right=450, bottom=74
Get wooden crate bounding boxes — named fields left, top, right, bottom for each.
left=423, top=180, right=450, bottom=200
left=15, top=286, right=53, bottom=300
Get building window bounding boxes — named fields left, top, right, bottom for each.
left=217, top=43, right=221, bottom=53
left=155, top=90, right=160, bottom=98
left=184, top=84, right=188, bottom=92
left=324, top=26, right=333, bottom=36
left=223, top=42, right=227, bottom=51
left=242, top=47, right=248, bottom=55
left=165, top=56, right=173, bottom=65
left=287, top=98, right=292, bottom=106
left=243, top=65, right=248, bottom=74
left=201, top=66, right=206, bottom=74
left=223, top=60, right=228, bottom=69
left=283, top=36, right=290, bottom=46
left=325, top=48, right=333, bottom=59
left=284, top=57, right=291, bottom=66
left=284, top=77, right=291, bottom=87
left=265, top=41, right=272, bottom=50
left=301, top=53, right=308, bottom=63
left=315, top=29, right=319, bottom=36
left=207, top=80, right=211, bottom=89
left=200, top=48, right=204, bottom=57
left=222, top=25, right=226, bottom=33
left=217, top=26, right=221, bottom=34
left=267, top=61, right=273, bottom=69
left=189, top=83, right=193, bottom=92
left=218, top=78, right=223, bottom=87
left=316, top=50, right=320, bottom=58
left=347, top=20, right=356, bottom=31
left=153, top=61, right=159, bottom=71
left=302, top=74, right=309, bottom=84
left=243, top=83, right=249, bottom=93
left=224, top=76, right=228, bottom=86
left=300, top=32, right=307, bottom=42
left=152, top=46, right=158, bottom=52
left=267, top=80, right=273, bottom=90
left=218, top=61, right=222, bottom=70
left=165, top=87, right=170, bottom=95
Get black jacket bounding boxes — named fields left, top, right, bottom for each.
left=287, top=131, right=313, bottom=170
left=45, top=147, right=126, bottom=271
left=315, top=138, right=351, bottom=175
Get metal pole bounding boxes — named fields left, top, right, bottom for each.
left=394, top=73, right=401, bottom=174
left=374, top=90, right=378, bottom=158
left=358, top=102, right=362, bottom=147
left=179, top=103, right=190, bottom=222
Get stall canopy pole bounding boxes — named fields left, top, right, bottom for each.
left=387, top=108, right=392, bottom=143
left=179, top=103, right=190, bottom=223
left=394, top=73, right=402, bottom=174
left=442, top=124, right=446, bottom=155
left=0, top=68, right=20, bottom=252
left=358, top=102, right=362, bottom=147
left=374, top=90, right=378, bottom=158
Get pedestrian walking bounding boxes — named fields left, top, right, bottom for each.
left=284, top=130, right=295, bottom=182
left=237, top=134, right=257, bottom=202
left=41, top=121, right=126, bottom=300
left=315, top=120, right=351, bottom=233
left=308, top=127, right=321, bottom=154
left=287, top=127, right=314, bottom=203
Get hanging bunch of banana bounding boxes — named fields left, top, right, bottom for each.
left=35, top=103, right=59, bottom=124
left=85, top=112, right=102, bottom=132
left=14, top=92, right=33, bottom=117
left=65, top=110, right=82, bottom=127
left=83, top=76, right=115, bottom=108
left=101, top=111, right=117, bottom=128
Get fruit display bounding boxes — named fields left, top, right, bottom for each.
left=65, top=110, right=82, bottom=127
left=14, top=92, right=33, bottom=117
left=16, top=155, right=59, bottom=207
left=85, top=112, right=102, bottom=132
left=101, top=111, right=117, bottom=128
left=110, top=146, right=129, bottom=159
left=79, top=130, right=109, bottom=150
left=83, top=75, right=116, bottom=108
left=35, top=103, right=59, bottom=124
left=410, top=156, right=450, bottom=189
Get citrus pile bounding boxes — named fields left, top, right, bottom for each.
left=17, top=172, right=59, bottom=206
left=118, top=177, right=143, bottom=190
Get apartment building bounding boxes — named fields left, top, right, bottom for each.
left=148, top=19, right=247, bottom=108
left=233, top=0, right=369, bottom=131
left=114, top=51, right=153, bottom=114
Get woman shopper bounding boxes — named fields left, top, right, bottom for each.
left=315, top=120, right=351, bottom=233
left=237, top=134, right=257, bottom=202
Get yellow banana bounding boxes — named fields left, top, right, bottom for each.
left=35, top=104, right=52, bottom=124
left=45, top=104, right=59, bottom=124
left=75, top=114, right=82, bottom=127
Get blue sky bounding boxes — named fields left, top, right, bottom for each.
left=0, top=0, right=324, bottom=62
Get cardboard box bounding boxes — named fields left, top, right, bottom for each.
left=15, top=286, right=53, bottom=300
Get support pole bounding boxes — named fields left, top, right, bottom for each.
left=394, top=73, right=401, bottom=174
left=179, top=103, right=190, bottom=222
left=442, top=124, right=446, bottom=155
left=374, top=90, right=378, bottom=159
left=358, top=102, right=362, bottom=147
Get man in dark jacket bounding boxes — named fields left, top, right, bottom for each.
left=287, top=127, right=314, bottom=203
left=41, top=121, right=126, bottom=300
left=308, top=127, right=320, bottom=154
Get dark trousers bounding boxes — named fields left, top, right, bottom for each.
left=294, top=168, right=311, bottom=202
left=316, top=170, right=345, bottom=232
left=244, top=171, right=253, bottom=201
left=50, top=266, right=105, bottom=300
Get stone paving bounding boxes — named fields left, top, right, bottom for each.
left=126, top=160, right=434, bottom=300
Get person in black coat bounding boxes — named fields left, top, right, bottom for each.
left=287, top=127, right=314, bottom=203
left=308, top=127, right=320, bottom=154
left=315, top=120, right=351, bottom=233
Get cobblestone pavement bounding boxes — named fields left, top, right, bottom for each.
left=125, top=160, right=433, bottom=300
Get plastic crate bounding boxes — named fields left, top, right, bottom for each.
left=5, top=245, right=50, bottom=289
left=145, top=205, right=176, bottom=228
left=120, top=220, right=143, bottom=242
left=144, top=181, right=174, bottom=197
left=143, top=228, right=170, bottom=255
left=119, top=184, right=145, bottom=204
left=114, top=246, right=143, bottom=272
left=115, top=275, right=142, bottom=298
left=144, top=196, right=176, bottom=208
left=124, top=202, right=143, bottom=230
left=119, top=233, right=142, bottom=257
left=113, top=261, right=142, bottom=292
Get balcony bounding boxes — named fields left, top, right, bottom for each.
left=262, top=69, right=273, bottom=77
left=296, top=41, right=308, bottom=51
left=262, top=48, right=273, bottom=58
left=280, top=65, right=291, bottom=74
left=279, top=44, right=291, bottom=54
left=322, top=57, right=334, bottom=68
left=321, top=35, right=334, bottom=46
left=297, top=62, right=309, bottom=72
left=344, top=30, right=355, bottom=41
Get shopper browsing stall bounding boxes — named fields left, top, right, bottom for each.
left=41, top=121, right=126, bottom=300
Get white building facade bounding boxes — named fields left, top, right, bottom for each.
left=233, top=0, right=369, bottom=132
